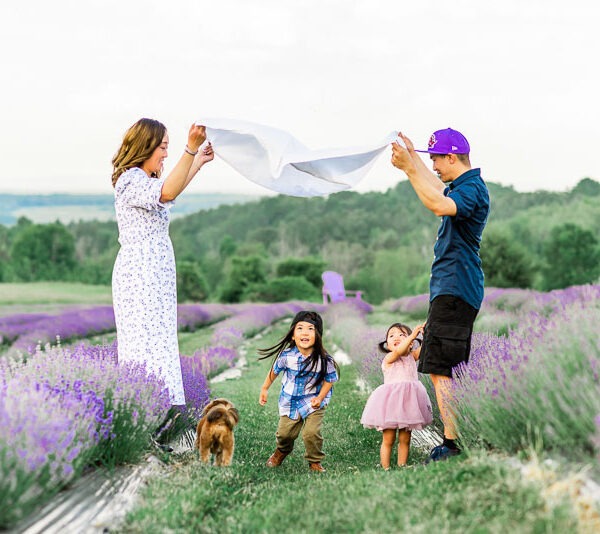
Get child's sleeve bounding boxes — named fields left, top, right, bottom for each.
left=324, top=357, right=339, bottom=383
left=272, top=354, right=287, bottom=375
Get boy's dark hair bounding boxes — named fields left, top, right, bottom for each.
left=258, top=310, right=339, bottom=386
left=377, top=322, right=413, bottom=353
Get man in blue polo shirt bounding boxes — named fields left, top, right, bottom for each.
left=391, top=128, right=490, bottom=462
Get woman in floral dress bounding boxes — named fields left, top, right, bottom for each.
left=111, top=118, right=213, bottom=405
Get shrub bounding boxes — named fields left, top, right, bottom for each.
left=244, top=276, right=321, bottom=303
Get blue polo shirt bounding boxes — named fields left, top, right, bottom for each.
left=430, top=168, right=490, bottom=310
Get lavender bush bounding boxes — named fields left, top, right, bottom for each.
left=0, top=341, right=171, bottom=528
left=0, top=307, right=116, bottom=353
left=388, top=293, right=429, bottom=319
left=216, top=301, right=324, bottom=338
left=453, top=286, right=600, bottom=459
left=0, top=303, right=234, bottom=355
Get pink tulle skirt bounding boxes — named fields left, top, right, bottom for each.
left=360, top=381, right=433, bottom=431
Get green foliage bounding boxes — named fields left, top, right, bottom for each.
left=10, top=222, right=77, bottom=281
left=542, top=223, right=600, bottom=290
left=177, top=261, right=209, bottom=302
left=480, top=231, right=534, bottom=288
left=245, top=275, right=321, bottom=302
left=220, top=255, right=267, bottom=303
left=218, top=235, right=237, bottom=258
left=570, top=177, right=600, bottom=197
left=275, top=256, right=326, bottom=287
left=3, top=178, right=600, bottom=300
left=352, top=247, right=430, bottom=304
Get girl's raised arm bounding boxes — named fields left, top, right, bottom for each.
left=383, top=324, right=424, bottom=365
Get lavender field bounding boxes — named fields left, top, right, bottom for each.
left=0, top=285, right=599, bottom=529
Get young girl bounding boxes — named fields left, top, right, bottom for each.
left=360, top=323, right=433, bottom=469
left=258, top=311, right=339, bottom=473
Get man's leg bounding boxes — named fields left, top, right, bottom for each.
left=430, top=373, right=457, bottom=440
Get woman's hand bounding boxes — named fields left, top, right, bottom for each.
left=196, top=142, right=214, bottom=165
left=187, top=124, right=207, bottom=152
left=189, top=142, right=214, bottom=175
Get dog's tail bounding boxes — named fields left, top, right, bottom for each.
left=206, top=406, right=240, bottom=430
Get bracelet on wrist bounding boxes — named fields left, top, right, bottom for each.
left=184, top=145, right=199, bottom=156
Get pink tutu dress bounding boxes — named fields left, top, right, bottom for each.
left=360, top=355, right=433, bottom=431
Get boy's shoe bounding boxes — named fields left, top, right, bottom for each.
left=426, top=444, right=461, bottom=463
left=266, top=449, right=289, bottom=467
left=309, top=462, right=326, bottom=473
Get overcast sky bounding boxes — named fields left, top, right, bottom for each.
left=1, top=0, right=598, bottom=197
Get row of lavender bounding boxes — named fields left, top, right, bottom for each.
left=347, top=285, right=600, bottom=461
left=0, top=303, right=238, bottom=353
left=0, top=301, right=313, bottom=529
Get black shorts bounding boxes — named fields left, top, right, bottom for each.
left=418, top=295, right=479, bottom=377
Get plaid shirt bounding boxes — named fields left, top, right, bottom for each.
left=273, top=347, right=339, bottom=420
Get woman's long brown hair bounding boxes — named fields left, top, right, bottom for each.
left=111, top=118, right=166, bottom=186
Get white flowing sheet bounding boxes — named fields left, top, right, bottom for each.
left=197, top=118, right=399, bottom=197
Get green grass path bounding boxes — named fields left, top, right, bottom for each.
left=119, top=324, right=577, bottom=533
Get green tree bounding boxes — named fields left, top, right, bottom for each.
left=542, top=223, right=600, bottom=290
left=219, top=235, right=237, bottom=258
left=10, top=222, right=77, bottom=281
left=480, top=231, right=534, bottom=288
left=177, top=261, right=210, bottom=302
left=570, top=177, right=600, bottom=197
left=275, top=257, right=326, bottom=288
left=220, top=255, right=267, bottom=303
left=351, top=247, right=429, bottom=304
left=245, top=276, right=321, bottom=302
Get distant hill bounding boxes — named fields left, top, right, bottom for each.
left=0, top=193, right=260, bottom=226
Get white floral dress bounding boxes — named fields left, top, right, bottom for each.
left=112, top=167, right=185, bottom=405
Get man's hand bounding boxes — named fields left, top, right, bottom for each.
left=391, top=139, right=416, bottom=174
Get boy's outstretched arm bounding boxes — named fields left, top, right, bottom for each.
left=311, top=381, right=333, bottom=408
left=259, top=368, right=276, bottom=405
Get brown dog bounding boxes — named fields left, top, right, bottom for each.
left=195, top=398, right=239, bottom=466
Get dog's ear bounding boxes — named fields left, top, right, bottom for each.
left=228, top=407, right=240, bottom=425
left=201, top=399, right=220, bottom=417
left=206, top=405, right=227, bottom=424
left=202, top=398, right=231, bottom=416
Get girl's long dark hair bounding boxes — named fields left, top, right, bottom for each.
left=258, top=312, right=340, bottom=387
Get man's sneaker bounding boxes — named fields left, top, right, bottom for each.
left=426, top=444, right=461, bottom=463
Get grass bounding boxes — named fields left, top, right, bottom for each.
left=118, top=323, right=578, bottom=534
left=0, top=282, right=112, bottom=316
left=178, top=328, right=217, bottom=356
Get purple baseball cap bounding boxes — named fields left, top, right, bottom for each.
left=415, top=128, right=470, bottom=155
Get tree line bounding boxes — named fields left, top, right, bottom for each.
left=1, top=178, right=599, bottom=303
